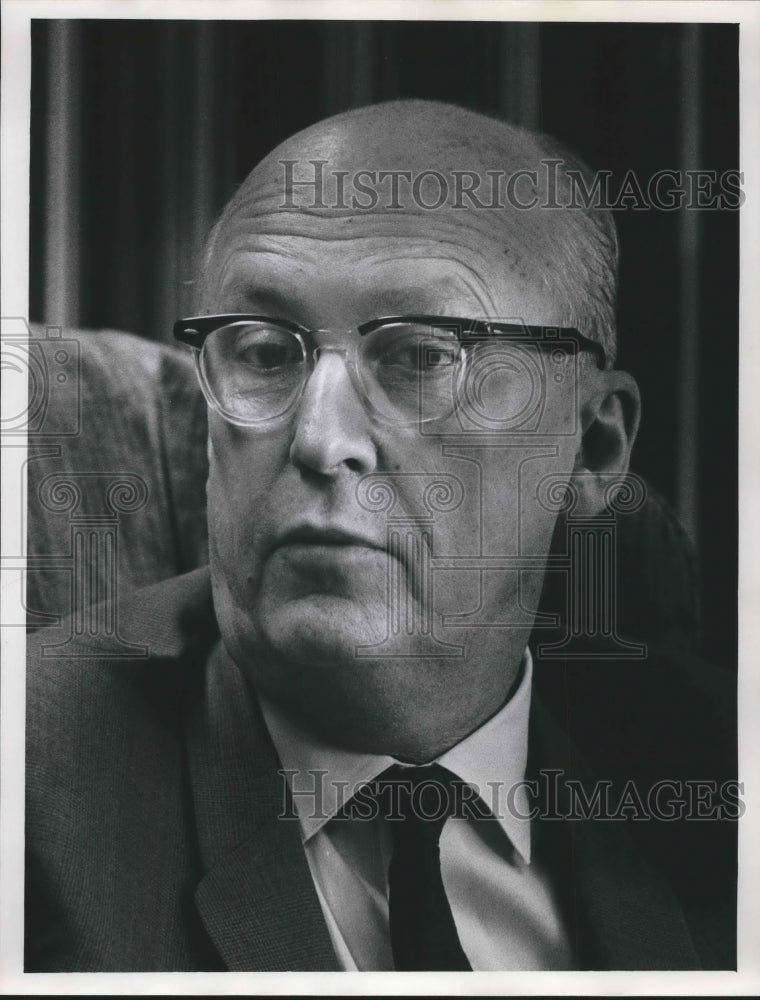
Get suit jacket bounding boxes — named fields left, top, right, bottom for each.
left=25, top=568, right=737, bottom=971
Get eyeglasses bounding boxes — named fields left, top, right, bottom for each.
left=173, top=314, right=606, bottom=428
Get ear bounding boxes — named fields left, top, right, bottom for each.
left=572, top=368, right=641, bottom=516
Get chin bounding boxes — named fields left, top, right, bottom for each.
left=255, top=593, right=393, bottom=666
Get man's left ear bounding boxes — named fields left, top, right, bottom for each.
left=571, top=369, right=641, bottom=515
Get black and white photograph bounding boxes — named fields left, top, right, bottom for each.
left=1, top=1, right=758, bottom=992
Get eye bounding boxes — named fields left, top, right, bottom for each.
left=236, top=340, right=296, bottom=368
left=367, top=324, right=461, bottom=376
left=418, top=341, right=460, bottom=370
left=227, top=324, right=303, bottom=370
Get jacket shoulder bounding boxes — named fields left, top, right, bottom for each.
left=27, top=567, right=216, bottom=765
left=25, top=568, right=221, bottom=971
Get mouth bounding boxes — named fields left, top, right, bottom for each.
left=267, top=523, right=428, bottom=599
left=275, top=524, right=387, bottom=553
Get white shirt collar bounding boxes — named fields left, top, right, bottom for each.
left=259, top=648, right=534, bottom=863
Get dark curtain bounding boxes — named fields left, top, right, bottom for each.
left=29, top=20, right=739, bottom=665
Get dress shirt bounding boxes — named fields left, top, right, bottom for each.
left=259, top=649, right=575, bottom=971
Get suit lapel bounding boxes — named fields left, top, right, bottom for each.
left=528, top=690, right=701, bottom=970
left=184, top=641, right=339, bottom=971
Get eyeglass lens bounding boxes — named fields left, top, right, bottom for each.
left=200, top=320, right=464, bottom=424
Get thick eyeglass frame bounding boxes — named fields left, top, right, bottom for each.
left=173, top=313, right=607, bottom=428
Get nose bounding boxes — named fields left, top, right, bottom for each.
left=289, top=349, right=378, bottom=476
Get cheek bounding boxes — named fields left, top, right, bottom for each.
left=207, top=417, right=287, bottom=495
left=205, top=421, right=289, bottom=560
left=473, top=434, right=580, bottom=555
left=520, top=439, right=582, bottom=552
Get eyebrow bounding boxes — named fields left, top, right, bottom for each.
left=234, top=284, right=292, bottom=313
left=232, top=281, right=467, bottom=321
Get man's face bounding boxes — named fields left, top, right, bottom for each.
left=204, top=157, right=590, bottom=758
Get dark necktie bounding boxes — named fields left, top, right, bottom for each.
left=376, top=763, right=473, bottom=971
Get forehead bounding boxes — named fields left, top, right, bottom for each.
left=207, top=210, right=571, bottom=330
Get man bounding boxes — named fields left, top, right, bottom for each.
left=25, top=100, right=736, bottom=971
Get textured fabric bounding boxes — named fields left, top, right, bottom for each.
left=25, top=569, right=337, bottom=972
left=25, top=326, right=208, bottom=625
left=530, top=635, right=737, bottom=970
left=25, top=569, right=219, bottom=971
left=259, top=650, right=575, bottom=970
left=26, top=567, right=736, bottom=971
left=186, top=641, right=339, bottom=971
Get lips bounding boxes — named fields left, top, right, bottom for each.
left=269, top=522, right=426, bottom=595
left=275, top=524, right=387, bottom=553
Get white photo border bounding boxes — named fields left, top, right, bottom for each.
left=2, top=1, right=758, bottom=994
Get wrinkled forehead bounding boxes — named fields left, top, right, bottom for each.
left=205, top=207, right=571, bottom=333
left=208, top=158, right=579, bottom=303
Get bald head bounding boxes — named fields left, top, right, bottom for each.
left=201, top=99, right=618, bottom=362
